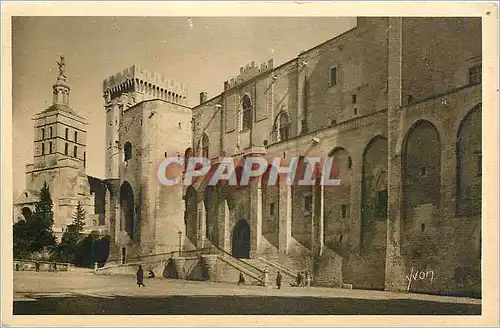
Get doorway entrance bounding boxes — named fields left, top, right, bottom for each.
left=232, top=219, right=250, bottom=259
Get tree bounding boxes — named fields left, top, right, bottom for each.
left=13, top=182, right=56, bottom=257
left=13, top=219, right=30, bottom=258
left=30, top=182, right=57, bottom=251
left=55, top=201, right=86, bottom=263
left=70, top=201, right=86, bottom=232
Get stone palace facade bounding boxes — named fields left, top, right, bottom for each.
left=16, top=17, right=482, bottom=296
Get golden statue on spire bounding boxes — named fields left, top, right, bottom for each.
left=57, top=55, right=66, bottom=77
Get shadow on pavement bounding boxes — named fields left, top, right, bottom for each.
left=14, top=295, right=481, bottom=315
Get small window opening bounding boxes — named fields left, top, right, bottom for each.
left=304, top=195, right=313, bottom=213
left=329, top=67, right=337, bottom=87
left=469, top=65, right=482, bottom=85
left=341, top=204, right=348, bottom=218
left=124, top=142, right=132, bottom=161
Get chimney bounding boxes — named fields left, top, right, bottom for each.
left=200, top=92, right=208, bottom=104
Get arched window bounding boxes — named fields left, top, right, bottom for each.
left=184, top=148, right=192, bottom=171
left=41, top=143, right=45, bottom=155
left=202, top=134, right=209, bottom=158
left=49, top=142, right=53, bottom=154
left=124, top=142, right=132, bottom=161
left=49, top=127, right=53, bottom=138
left=41, top=128, right=45, bottom=140
left=74, top=131, right=78, bottom=142
left=73, top=146, right=77, bottom=158
left=242, top=94, right=252, bottom=130
left=65, top=128, right=69, bottom=139
left=274, top=112, right=290, bottom=142
left=65, top=143, right=68, bottom=155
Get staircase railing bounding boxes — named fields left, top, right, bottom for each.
left=104, top=248, right=213, bottom=267
left=258, top=257, right=297, bottom=279
left=101, top=245, right=269, bottom=285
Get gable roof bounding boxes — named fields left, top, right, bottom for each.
left=14, top=189, right=40, bottom=206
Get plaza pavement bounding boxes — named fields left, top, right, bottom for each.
left=13, top=271, right=481, bottom=315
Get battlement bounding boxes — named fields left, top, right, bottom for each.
left=102, top=65, right=187, bottom=101
left=224, top=59, right=274, bottom=90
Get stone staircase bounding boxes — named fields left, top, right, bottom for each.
left=241, top=258, right=298, bottom=287
left=216, top=255, right=264, bottom=286
left=280, top=255, right=311, bottom=273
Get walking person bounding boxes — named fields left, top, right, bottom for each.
left=305, top=271, right=312, bottom=287
left=296, top=271, right=303, bottom=287
left=136, top=265, right=145, bottom=287
left=237, top=272, right=245, bottom=286
left=304, top=271, right=309, bottom=287
left=276, top=270, right=283, bottom=290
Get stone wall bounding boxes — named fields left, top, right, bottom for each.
left=401, top=17, right=482, bottom=105
left=385, top=17, right=482, bottom=296
left=386, top=85, right=482, bottom=295
left=300, top=17, right=389, bottom=132
left=192, top=95, right=223, bottom=159
left=142, top=17, right=482, bottom=297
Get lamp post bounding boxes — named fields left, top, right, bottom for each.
left=91, top=238, right=95, bottom=266
left=178, top=231, right=182, bottom=256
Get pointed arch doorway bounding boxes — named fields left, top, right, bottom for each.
left=232, top=219, right=250, bottom=259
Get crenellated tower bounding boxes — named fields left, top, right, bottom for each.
left=102, top=65, right=188, bottom=179
left=102, top=66, right=192, bottom=259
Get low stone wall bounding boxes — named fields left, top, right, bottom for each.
left=14, top=259, right=73, bottom=272
left=96, top=260, right=168, bottom=276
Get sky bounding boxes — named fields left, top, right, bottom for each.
left=12, top=16, right=357, bottom=198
